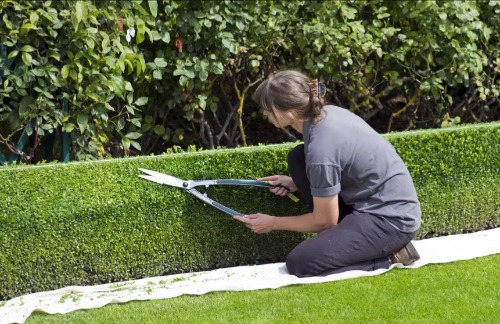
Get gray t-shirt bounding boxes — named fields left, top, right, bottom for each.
left=303, top=105, right=421, bottom=232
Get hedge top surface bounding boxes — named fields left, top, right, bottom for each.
left=1, top=122, right=498, bottom=172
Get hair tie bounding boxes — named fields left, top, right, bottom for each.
left=318, top=82, right=326, bottom=99
left=310, top=80, right=319, bottom=98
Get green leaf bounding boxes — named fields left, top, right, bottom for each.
left=70, top=69, right=78, bottom=81
left=61, top=65, right=70, bottom=79
left=22, top=52, right=33, bottom=66
left=121, top=137, right=131, bottom=150
left=235, top=20, right=245, bottom=30
left=32, top=69, right=44, bottom=77
left=77, top=114, right=88, bottom=133
left=199, top=70, right=208, bottom=81
left=43, top=91, right=54, bottom=99
left=102, top=38, right=110, bottom=52
left=71, top=12, right=79, bottom=30
left=130, top=140, right=141, bottom=151
left=117, top=117, right=125, bottom=130
left=162, top=31, right=170, bottom=43
left=151, top=30, right=162, bottom=41
left=153, top=125, right=165, bottom=135
left=125, top=82, right=134, bottom=92
left=154, top=58, right=168, bottom=68
left=126, top=105, right=136, bottom=115
left=130, top=118, right=141, bottom=127
left=86, top=93, right=99, bottom=102
left=149, top=0, right=158, bottom=17
left=137, top=32, right=145, bottom=44
left=8, top=50, right=19, bottom=59
left=63, top=123, right=75, bottom=133
left=41, top=123, right=53, bottom=131
left=30, top=11, right=39, bottom=25
left=184, top=69, right=195, bottom=79
left=132, top=1, right=149, bottom=15
left=86, top=38, right=95, bottom=49
left=125, top=132, right=142, bottom=139
left=153, top=70, right=162, bottom=80
left=21, top=23, right=37, bottom=30
left=134, top=97, right=149, bottom=106
left=173, top=68, right=184, bottom=76
left=118, top=59, right=125, bottom=72
left=75, top=1, right=84, bottom=23
left=198, top=95, right=207, bottom=109
left=409, top=10, right=420, bottom=18
left=19, top=96, right=34, bottom=117
left=222, top=39, right=232, bottom=50
left=21, top=45, right=36, bottom=52
left=136, top=60, right=143, bottom=77
left=3, top=14, right=12, bottom=29
left=179, top=75, right=188, bottom=86
left=139, top=54, right=146, bottom=73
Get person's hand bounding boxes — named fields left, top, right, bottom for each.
left=258, top=175, right=297, bottom=196
left=234, top=213, right=276, bottom=234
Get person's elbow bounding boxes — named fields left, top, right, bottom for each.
left=311, top=195, right=340, bottom=232
left=312, top=214, right=337, bottom=232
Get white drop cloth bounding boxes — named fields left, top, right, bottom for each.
left=1, top=228, right=499, bottom=324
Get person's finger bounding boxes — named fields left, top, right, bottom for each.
left=258, top=175, right=279, bottom=181
left=273, top=187, right=286, bottom=196
left=234, top=216, right=249, bottom=223
left=279, top=187, right=289, bottom=194
left=258, top=176, right=282, bottom=186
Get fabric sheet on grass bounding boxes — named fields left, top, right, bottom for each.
left=2, top=227, right=500, bottom=324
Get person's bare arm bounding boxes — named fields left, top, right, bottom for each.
left=235, top=195, right=339, bottom=234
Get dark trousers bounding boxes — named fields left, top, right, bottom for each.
left=285, top=144, right=418, bottom=277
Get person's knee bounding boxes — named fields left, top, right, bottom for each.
left=286, top=248, right=313, bottom=278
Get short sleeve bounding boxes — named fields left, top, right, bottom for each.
left=306, top=164, right=341, bottom=197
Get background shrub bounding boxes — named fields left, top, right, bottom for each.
left=0, top=0, right=499, bottom=163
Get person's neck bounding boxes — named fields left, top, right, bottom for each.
left=291, top=120, right=304, bottom=134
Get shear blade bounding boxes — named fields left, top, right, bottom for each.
left=138, top=174, right=164, bottom=184
left=138, top=168, right=186, bottom=188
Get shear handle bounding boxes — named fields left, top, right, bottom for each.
left=187, top=188, right=244, bottom=217
left=189, top=179, right=299, bottom=203
left=189, top=179, right=289, bottom=190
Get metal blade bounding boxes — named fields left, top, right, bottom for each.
left=138, top=168, right=186, bottom=188
left=138, top=174, right=165, bottom=184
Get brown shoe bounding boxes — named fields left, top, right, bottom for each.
left=389, top=242, right=420, bottom=265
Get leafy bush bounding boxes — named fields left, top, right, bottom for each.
left=0, top=122, right=499, bottom=300
left=0, top=0, right=499, bottom=163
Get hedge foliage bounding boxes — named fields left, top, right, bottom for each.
left=0, top=122, right=499, bottom=300
left=0, top=0, right=499, bottom=162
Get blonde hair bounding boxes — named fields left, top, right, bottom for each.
left=254, top=70, right=325, bottom=122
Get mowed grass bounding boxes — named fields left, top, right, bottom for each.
left=28, top=254, right=500, bottom=324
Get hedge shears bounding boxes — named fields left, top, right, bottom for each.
left=138, top=168, right=299, bottom=217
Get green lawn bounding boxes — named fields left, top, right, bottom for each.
left=28, top=254, right=500, bottom=324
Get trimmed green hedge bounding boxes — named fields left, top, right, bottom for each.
left=1, top=122, right=499, bottom=300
